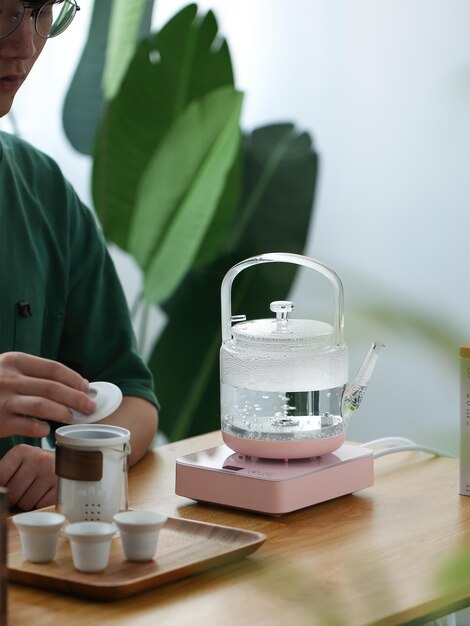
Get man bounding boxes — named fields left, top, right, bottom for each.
left=0, top=0, right=159, bottom=510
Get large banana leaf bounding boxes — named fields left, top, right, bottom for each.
left=62, top=0, right=154, bottom=155
left=150, top=123, right=319, bottom=441
left=93, top=4, right=235, bottom=251
left=129, top=87, right=243, bottom=303
left=62, top=2, right=319, bottom=441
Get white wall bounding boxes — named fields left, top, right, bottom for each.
left=4, top=0, right=469, bottom=453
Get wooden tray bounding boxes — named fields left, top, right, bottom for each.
left=7, top=516, right=266, bottom=601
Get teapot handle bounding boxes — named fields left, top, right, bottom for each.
left=221, top=252, right=344, bottom=345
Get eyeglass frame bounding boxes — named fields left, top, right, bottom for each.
left=0, top=0, right=80, bottom=41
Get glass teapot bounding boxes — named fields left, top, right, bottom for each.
left=220, top=252, right=384, bottom=459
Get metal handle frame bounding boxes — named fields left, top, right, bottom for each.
left=220, top=252, right=345, bottom=345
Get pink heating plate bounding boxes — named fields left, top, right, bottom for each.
left=175, top=444, right=374, bottom=516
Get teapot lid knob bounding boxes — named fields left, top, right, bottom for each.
left=270, top=300, right=294, bottom=321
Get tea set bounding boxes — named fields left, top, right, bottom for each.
left=12, top=509, right=167, bottom=572
left=12, top=382, right=166, bottom=573
left=12, top=252, right=383, bottom=565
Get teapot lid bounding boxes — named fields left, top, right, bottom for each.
left=231, top=300, right=335, bottom=347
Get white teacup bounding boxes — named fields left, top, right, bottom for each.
left=12, top=511, right=66, bottom=563
left=113, top=511, right=167, bottom=562
left=64, top=521, right=117, bottom=573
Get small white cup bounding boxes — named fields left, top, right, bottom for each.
left=12, top=511, right=66, bottom=563
left=113, top=511, right=167, bottom=562
left=64, top=521, right=117, bottom=572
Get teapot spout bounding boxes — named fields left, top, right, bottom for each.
left=342, top=342, right=385, bottom=420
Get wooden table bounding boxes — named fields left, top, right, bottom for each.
left=6, top=431, right=470, bottom=626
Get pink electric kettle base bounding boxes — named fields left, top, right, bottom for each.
left=175, top=443, right=374, bottom=516
left=221, top=431, right=347, bottom=460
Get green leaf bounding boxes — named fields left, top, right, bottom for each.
left=62, top=0, right=113, bottom=155
left=62, top=0, right=154, bottom=156
left=150, top=123, right=318, bottom=441
left=93, top=4, right=234, bottom=249
left=192, top=148, right=242, bottom=269
left=102, top=0, right=154, bottom=100
left=129, top=87, right=243, bottom=303
left=235, top=124, right=319, bottom=255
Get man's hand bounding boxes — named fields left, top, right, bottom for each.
left=0, top=444, right=56, bottom=510
left=0, top=352, right=96, bottom=439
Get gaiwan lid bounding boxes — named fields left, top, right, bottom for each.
left=231, top=300, right=335, bottom=348
left=69, top=381, right=123, bottom=423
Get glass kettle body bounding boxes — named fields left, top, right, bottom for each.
left=219, top=253, right=383, bottom=459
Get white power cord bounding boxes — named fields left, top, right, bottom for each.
left=361, top=436, right=416, bottom=448
left=373, top=445, right=455, bottom=459
left=360, top=436, right=455, bottom=459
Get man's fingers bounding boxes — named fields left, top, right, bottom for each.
left=2, top=352, right=89, bottom=391
left=32, top=485, right=57, bottom=510
left=8, top=379, right=96, bottom=419
left=0, top=414, right=50, bottom=439
left=7, top=395, right=87, bottom=425
left=0, top=446, right=56, bottom=510
left=15, top=476, right=57, bottom=511
left=0, top=353, right=96, bottom=426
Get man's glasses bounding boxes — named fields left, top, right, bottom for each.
left=0, top=0, right=80, bottom=40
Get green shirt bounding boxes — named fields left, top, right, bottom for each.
left=0, top=132, right=158, bottom=457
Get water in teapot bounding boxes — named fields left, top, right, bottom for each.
left=221, top=383, right=346, bottom=442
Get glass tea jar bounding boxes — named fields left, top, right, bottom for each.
left=55, top=424, right=131, bottom=523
